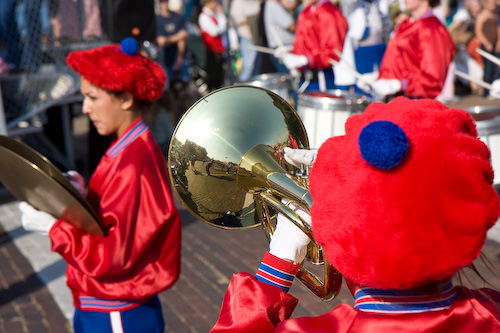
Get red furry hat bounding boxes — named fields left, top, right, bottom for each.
left=66, top=38, right=166, bottom=101
left=309, top=97, right=499, bottom=289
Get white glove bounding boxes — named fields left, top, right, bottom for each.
left=269, top=202, right=311, bottom=264
left=273, top=45, right=292, bottom=59
left=356, top=71, right=379, bottom=93
left=66, top=170, right=86, bottom=196
left=19, top=202, right=57, bottom=236
left=283, top=147, right=318, bottom=168
left=490, top=79, right=500, bottom=99
left=282, top=53, right=308, bottom=70
left=372, top=79, right=402, bottom=97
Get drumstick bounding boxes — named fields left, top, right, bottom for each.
left=454, top=69, right=492, bottom=90
left=476, top=48, right=500, bottom=67
left=248, top=44, right=276, bottom=55
left=248, top=44, right=293, bottom=55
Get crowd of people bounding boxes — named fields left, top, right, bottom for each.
left=0, top=0, right=103, bottom=74
left=186, top=0, right=500, bottom=101
left=1, top=0, right=499, bottom=101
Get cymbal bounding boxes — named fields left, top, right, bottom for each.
left=0, top=136, right=104, bottom=236
left=0, top=135, right=98, bottom=218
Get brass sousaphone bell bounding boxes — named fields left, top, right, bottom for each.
left=167, top=86, right=342, bottom=300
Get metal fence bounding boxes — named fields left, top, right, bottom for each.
left=0, top=0, right=116, bottom=135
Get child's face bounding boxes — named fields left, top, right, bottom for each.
left=404, top=0, right=426, bottom=13
left=80, top=78, right=131, bottom=137
left=484, top=0, right=496, bottom=11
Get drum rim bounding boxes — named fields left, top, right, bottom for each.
left=241, top=73, right=295, bottom=88
left=298, top=89, right=371, bottom=109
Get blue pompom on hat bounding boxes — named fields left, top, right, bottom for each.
left=358, top=120, right=409, bottom=170
left=120, top=37, right=139, bottom=56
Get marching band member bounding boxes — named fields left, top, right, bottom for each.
left=210, top=97, right=500, bottom=332
left=358, top=0, right=455, bottom=100
left=276, top=0, right=348, bottom=91
left=19, top=38, right=181, bottom=332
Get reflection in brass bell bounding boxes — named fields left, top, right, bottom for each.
left=168, top=85, right=309, bottom=229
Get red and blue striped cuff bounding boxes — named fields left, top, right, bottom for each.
left=255, top=252, right=300, bottom=292
left=78, top=296, right=147, bottom=312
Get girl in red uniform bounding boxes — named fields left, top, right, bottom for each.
left=19, top=38, right=181, bottom=332
left=277, top=0, right=348, bottom=91
left=210, top=97, right=500, bottom=332
left=359, top=0, right=455, bottom=99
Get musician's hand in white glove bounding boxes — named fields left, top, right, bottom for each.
left=356, top=72, right=379, bottom=93
left=372, top=79, right=402, bottom=98
left=66, top=170, right=86, bottom=196
left=283, top=147, right=318, bottom=168
left=269, top=202, right=311, bottom=264
left=282, top=53, right=308, bottom=70
left=273, top=45, right=292, bottom=59
left=19, top=202, right=57, bottom=236
left=490, top=79, right=500, bottom=99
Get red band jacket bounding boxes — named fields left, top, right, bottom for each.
left=378, top=12, right=455, bottom=99
left=293, top=0, right=348, bottom=69
left=50, top=119, right=181, bottom=310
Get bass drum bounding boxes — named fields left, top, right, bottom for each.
left=297, top=89, right=371, bottom=148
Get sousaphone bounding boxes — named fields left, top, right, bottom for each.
left=167, top=86, right=342, bottom=300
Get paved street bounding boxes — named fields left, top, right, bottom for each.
left=1, top=94, right=500, bottom=332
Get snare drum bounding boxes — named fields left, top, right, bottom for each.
left=297, top=90, right=370, bottom=148
left=241, top=73, right=297, bottom=107
left=466, top=105, right=500, bottom=185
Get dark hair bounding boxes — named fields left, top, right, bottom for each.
left=429, top=0, right=441, bottom=7
left=107, top=89, right=154, bottom=115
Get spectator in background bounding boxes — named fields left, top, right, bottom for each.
left=53, top=0, right=80, bottom=44
left=0, top=0, right=21, bottom=71
left=475, top=0, right=500, bottom=95
left=230, top=0, right=261, bottom=81
left=263, top=0, right=297, bottom=74
left=19, top=0, right=43, bottom=72
left=82, top=0, right=103, bottom=41
left=16, top=0, right=53, bottom=46
left=449, top=0, right=484, bottom=95
left=52, top=0, right=102, bottom=44
left=156, top=0, right=189, bottom=88
left=198, top=0, right=227, bottom=91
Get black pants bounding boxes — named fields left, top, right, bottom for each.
left=205, top=49, right=225, bottom=92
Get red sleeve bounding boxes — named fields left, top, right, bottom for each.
left=293, top=2, right=348, bottom=69
left=210, top=253, right=300, bottom=332
left=379, top=16, right=455, bottom=98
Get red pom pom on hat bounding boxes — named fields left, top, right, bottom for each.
left=66, top=38, right=166, bottom=101
left=309, top=97, right=500, bottom=289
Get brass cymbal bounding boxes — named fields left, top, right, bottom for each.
left=0, top=135, right=98, bottom=219
left=0, top=136, right=104, bottom=236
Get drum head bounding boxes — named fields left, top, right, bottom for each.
left=0, top=136, right=104, bottom=236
